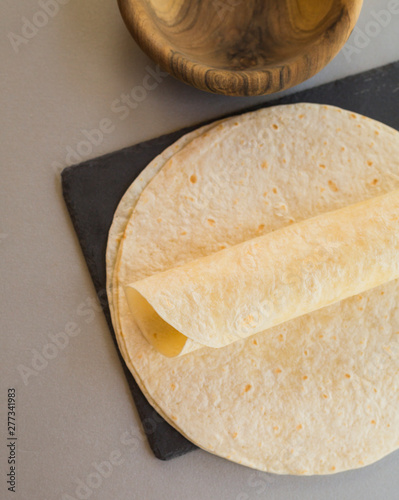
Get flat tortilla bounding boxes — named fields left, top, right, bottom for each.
left=109, top=103, right=399, bottom=474
left=106, top=119, right=226, bottom=406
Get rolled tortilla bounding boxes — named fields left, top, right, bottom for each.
left=125, top=189, right=399, bottom=357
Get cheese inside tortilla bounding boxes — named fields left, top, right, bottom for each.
left=125, top=188, right=399, bottom=357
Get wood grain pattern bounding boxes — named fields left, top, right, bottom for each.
left=118, top=0, right=363, bottom=96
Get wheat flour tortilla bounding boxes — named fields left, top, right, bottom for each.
left=106, top=120, right=225, bottom=406
left=125, top=189, right=399, bottom=357
left=106, top=119, right=221, bottom=317
left=108, top=103, right=399, bottom=475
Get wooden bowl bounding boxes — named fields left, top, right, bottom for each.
left=118, top=0, right=363, bottom=96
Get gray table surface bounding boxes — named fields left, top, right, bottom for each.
left=1, top=1, right=399, bottom=499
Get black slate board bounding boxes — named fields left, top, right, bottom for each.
left=61, top=61, right=399, bottom=461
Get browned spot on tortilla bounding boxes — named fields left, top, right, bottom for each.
left=258, top=224, right=265, bottom=232
left=345, top=374, right=351, bottom=379
left=207, top=219, right=215, bottom=226
left=328, top=180, right=339, bottom=192
left=299, top=114, right=304, bottom=119
left=319, top=164, right=326, bottom=169
left=243, top=314, right=254, bottom=324
left=371, top=178, right=378, bottom=185
left=252, top=339, right=258, bottom=345
left=273, top=187, right=277, bottom=194
left=367, top=160, right=373, bottom=166
left=296, top=424, right=303, bottom=430
left=244, top=384, right=252, bottom=392
left=190, top=174, right=197, bottom=183
left=181, top=231, right=187, bottom=235
left=261, top=161, right=268, bottom=169
left=351, top=113, right=357, bottom=119
left=275, top=368, right=282, bottom=374
left=272, top=124, right=278, bottom=130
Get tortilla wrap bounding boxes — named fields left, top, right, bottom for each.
left=125, top=189, right=399, bottom=356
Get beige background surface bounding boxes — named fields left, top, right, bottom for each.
left=1, top=0, right=399, bottom=499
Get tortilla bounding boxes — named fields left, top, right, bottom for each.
left=106, top=120, right=224, bottom=367
left=125, top=189, right=399, bottom=357
left=108, top=103, right=399, bottom=475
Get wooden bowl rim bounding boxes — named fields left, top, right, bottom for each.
left=118, top=0, right=363, bottom=96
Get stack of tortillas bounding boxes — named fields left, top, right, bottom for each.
left=106, top=103, right=399, bottom=475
